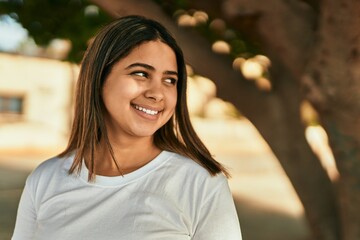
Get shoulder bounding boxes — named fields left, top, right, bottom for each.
left=165, top=151, right=226, bottom=175
left=26, top=152, right=74, bottom=187
left=160, top=151, right=232, bottom=214
left=163, top=151, right=228, bottom=188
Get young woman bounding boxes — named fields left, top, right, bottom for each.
left=12, top=15, right=242, bottom=240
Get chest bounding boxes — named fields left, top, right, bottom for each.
left=34, top=181, right=195, bottom=240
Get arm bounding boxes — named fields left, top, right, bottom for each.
left=192, top=180, right=242, bottom=240
left=12, top=177, right=37, bottom=240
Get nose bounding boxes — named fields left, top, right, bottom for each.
left=144, top=81, right=164, bottom=102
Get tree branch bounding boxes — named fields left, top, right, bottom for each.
left=188, top=0, right=317, bottom=78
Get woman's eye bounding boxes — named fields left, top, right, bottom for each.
left=132, top=71, right=148, bottom=78
left=164, top=78, right=177, bottom=85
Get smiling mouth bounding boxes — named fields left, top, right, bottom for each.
left=132, top=104, right=161, bottom=116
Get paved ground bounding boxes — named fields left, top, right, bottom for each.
left=0, top=118, right=311, bottom=240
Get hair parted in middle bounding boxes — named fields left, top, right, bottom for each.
left=60, top=15, right=229, bottom=180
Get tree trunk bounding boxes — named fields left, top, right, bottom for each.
left=304, top=0, right=360, bottom=239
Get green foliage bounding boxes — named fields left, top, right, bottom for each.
left=0, top=0, right=111, bottom=62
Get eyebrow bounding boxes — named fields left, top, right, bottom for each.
left=125, top=62, right=178, bottom=76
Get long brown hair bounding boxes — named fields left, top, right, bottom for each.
left=60, top=15, right=229, bottom=180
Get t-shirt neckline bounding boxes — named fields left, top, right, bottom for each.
left=79, top=150, right=172, bottom=187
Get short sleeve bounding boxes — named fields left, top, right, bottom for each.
left=192, top=179, right=242, bottom=240
left=12, top=176, right=37, bottom=240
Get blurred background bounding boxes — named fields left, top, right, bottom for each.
left=1, top=1, right=357, bottom=240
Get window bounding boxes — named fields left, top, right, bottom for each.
left=0, top=95, right=24, bottom=115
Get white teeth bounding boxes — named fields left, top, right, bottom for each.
left=134, top=105, right=159, bottom=115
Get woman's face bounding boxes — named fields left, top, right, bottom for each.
left=102, top=40, right=178, bottom=141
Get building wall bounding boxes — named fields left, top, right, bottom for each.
left=0, top=53, right=78, bottom=152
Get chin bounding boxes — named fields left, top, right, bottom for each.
left=131, top=129, right=158, bottom=138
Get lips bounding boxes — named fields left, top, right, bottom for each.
left=131, top=104, right=162, bottom=116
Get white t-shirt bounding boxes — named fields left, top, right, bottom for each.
left=12, top=150, right=242, bottom=240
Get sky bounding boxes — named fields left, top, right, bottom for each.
left=0, top=14, right=28, bottom=52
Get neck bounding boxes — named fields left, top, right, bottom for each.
left=87, top=135, right=161, bottom=176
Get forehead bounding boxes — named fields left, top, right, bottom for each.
left=119, top=40, right=178, bottom=71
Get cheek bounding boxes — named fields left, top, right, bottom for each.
left=103, top=81, right=139, bottom=103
